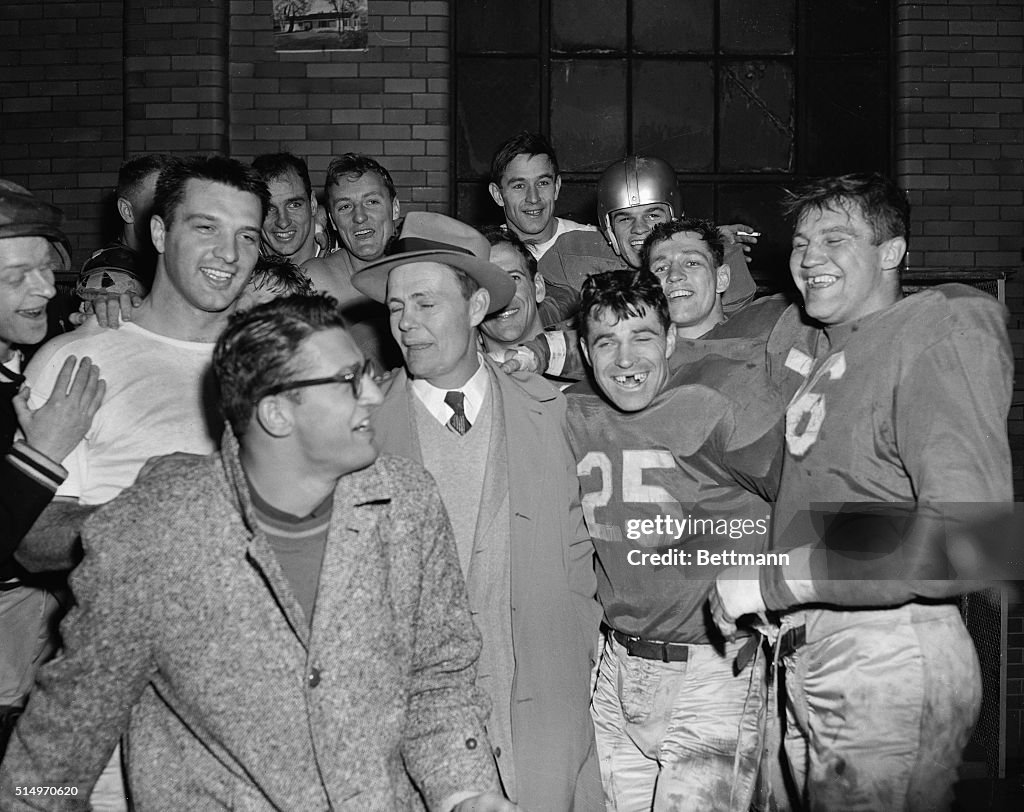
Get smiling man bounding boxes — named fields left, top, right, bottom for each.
left=477, top=228, right=552, bottom=366
left=0, top=181, right=105, bottom=760
left=488, top=132, right=597, bottom=260
left=566, top=269, right=782, bottom=811
left=302, top=153, right=403, bottom=368
left=537, top=155, right=758, bottom=300
left=354, top=212, right=603, bottom=810
left=16, top=155, right=267, bottom=811
left=1, top=295, right=515, bottom=812
left=506, top=218, right=787, bottom=383
left=711, top=173, right=1014, bottom=812
left=252, top=152, right=320, bottom=265
left=479, top=229, right=545, bottom=349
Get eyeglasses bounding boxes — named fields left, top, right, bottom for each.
left=256, top=358, right=384, bottom=401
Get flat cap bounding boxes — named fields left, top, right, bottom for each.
left=0, top=179, right=72, bottom=268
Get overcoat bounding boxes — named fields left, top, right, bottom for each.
left=371, top=359, right=604, bottom=811
left=0, top=432, right=499, bottom=811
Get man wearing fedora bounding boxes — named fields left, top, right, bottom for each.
left=0, top=180, right=105, bottom=758
left=353, top=213, right=603, bottom=811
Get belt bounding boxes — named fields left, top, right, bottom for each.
left=775, top=624, right=806, bottom=658
left=610, top=629, right=689, bottom=662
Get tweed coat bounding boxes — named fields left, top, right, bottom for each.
left=0, top=431, right=499, bottom=811
left=371, top=359, right=605, bottom=811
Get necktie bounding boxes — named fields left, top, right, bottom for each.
left=444, top=390, right=471, bottom=436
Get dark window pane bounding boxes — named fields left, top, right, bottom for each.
left=550, top=60, right=628, bottom=172
left=456, top=0, right=540, bottom=55
left=552, top=0, right=626, bottom=53
left=457, top=181, right=506, bottom=228
left=718, top=181, right=795, bottom=288
left=719, top=59, right=794, bottom=172
left=720, top=0, right=795, bottom=55
left=456, top=57, right=540, bottom=179
left=804, top=59, right=890, bottom=176
left=632, top=0, right=713, bottom=55
left=632, top=60, right=715, bottom=171
left=806, top=0, right=891, bottom=57
left=675, top=181, right=714, bottom=220
left=555, top=179, right=600, bottom=226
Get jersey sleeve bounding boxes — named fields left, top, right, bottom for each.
left=722, top=242, right=757, bottom=314
left=716, top=397, right=785, bottom=503
left=536, top=279, right=581, bottom=328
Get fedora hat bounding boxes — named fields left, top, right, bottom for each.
left=352, top=212, right=514, bottom=314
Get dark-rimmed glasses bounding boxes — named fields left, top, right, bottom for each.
left=255, top=358, right=384, bottom=402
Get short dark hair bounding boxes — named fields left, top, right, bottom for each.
left=325, top=153, right=396, bottom=201
left=214, top=294, right=348, bottom=436
left=577, top=269, right=670, bottom=346
left=153, top=155, right=270, bottom=229
left=640, top=217, right=725, bottom=271
left=490, top=132, right=559, bottom=186
left=251, top=152, right=313, bottom=199
left=479, top=225, right=537, bottom=279
left=782, top=172, right=910, bottom=244
left=116, top=153, right=172, bottom=204
left=250, top=255, right=314, bottom=297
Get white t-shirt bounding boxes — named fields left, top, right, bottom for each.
left=523, top=217, right=597, bottom=260
left=26, top=320, right=218, bottom=505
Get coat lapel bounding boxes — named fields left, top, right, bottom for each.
left=310, top=465, right=392, bottom=647
left=371, top=369, right=423, bottom=465
left=472, top=366, right=509, bottom=545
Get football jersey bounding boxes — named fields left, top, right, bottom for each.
left=566, top=339, right=783, bottom=642
left=760, top=285, right=1014, bottom=609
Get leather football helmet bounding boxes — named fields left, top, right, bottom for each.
left=596, top=156, right=683, bottom=254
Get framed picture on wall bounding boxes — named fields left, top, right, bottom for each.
left=273, top=0, right=368, bottom=52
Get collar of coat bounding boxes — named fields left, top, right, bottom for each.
left=218, top=424, right=394, bottom=537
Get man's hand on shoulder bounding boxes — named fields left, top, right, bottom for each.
left=69, top=291, right=144, bottom=329
left=453, top=791, right=518, bottom=812
left=14, top=355, right=105, bottom=462
left=497, top=346, right=540, bottom=375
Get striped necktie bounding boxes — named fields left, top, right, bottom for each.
left=443, top=390, right=471, bottom=436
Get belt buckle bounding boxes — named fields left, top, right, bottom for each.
left=622, top=633, right=645, bottom=659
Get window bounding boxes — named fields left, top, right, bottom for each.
left=454, top=0, right=892, bottom=279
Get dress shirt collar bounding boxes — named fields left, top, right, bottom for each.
left=409, top=354, right=489, bottom=426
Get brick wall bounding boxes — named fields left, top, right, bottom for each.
left=125, top=0, right=230, bottom=156
left=0, top=0, right=451, bottom=265
left=229, top=0, right=451, bottom=212
left=896, top=0, right=1024, bottom=769
left=896, top=0, right=1024, bottom=268
left=0, top=1, right=124, bottom=261
left=895, top=0, right=1023, bottom=493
